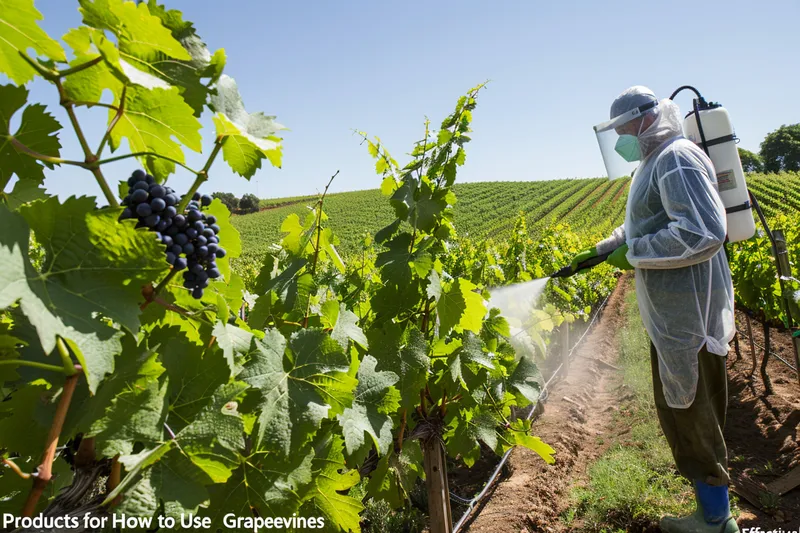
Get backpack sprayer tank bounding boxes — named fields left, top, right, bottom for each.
left=676, top=88, right=756, bottom=242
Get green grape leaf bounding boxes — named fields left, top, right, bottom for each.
left=115, top=448, right=212, bottom=519
left=449, top=332, right=494, bottom=386
left=426, top=268, right=442, bottom=302
left=299, top=433, right=363, bottom=533
left=105, top=442, right=173, bottom=505
left=0, top=84, right=62, bottom=188
left=446, top=408, right=498, bottom=467
left=79, top=0, right=190, bottom=61
left=138, top=0, right=227, bottom=116
left=239, top=329, right=355, bottom=456
left=437, top=279, right=486, bottom=335
left=109, top=85, right=202, bottom=180
left=212, top=321, right=252, bottom=375
left=0, top=379, right=52, bottom=453
left=0, top=199, right=167, bottom=392
left=4, top=180, right=49, bottom=211
left=365, top=442, right=423, bottom=508
left=0, top=0, right=65, bottom=85
left=87, top=378, right=169, bottom=458
left=506, top=419, right=555, bottom=464
left=176, top=381, right=248, bottom=483
left=207, top=447, right=314, bottom=529
left=330, top=302, right=368, bottom=350
left=211, top=75, right=284, bottom=178
left=367, top=323, right=429, bottom=409
left=337, top=355, right=399, bottom=462
left=62, top=27, right=124, bottom=102
left=506, top=355, right=542, bottom=406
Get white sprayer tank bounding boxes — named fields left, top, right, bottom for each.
left=683, top=105, right=756, bottom=242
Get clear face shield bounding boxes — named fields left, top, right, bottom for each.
left=593, top=100, right=658, bottom=179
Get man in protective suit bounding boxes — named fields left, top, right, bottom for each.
left=573, top=86, right=738, bottom=533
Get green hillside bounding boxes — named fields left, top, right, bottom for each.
left=232, top=178, right=632, bottom=264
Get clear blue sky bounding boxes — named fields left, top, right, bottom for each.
left=16, top=0, right=800, bottom=201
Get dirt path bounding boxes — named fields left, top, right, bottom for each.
left=463, top=282, right=800, bottom=532
left=465, top=276, right=630, bottom=532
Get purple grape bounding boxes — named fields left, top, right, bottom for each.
left=196, top=235, right=207, bottom=246
left=197, top=245, right=208, bottom=257
left=186, top=228, right=198, bottom=239
left=202, top=228, right=215, bottom=239
left=183, top=243, right=195, bottom=255
left=150, top=185, right=165, bottom=199
left=132, top=169, right=146, bottom=180
left=188, top=209, right=202, bottom=223
left=174, top=257, right=187, bottom=270
left=174, top=233, right=188, bottom=246
left=145, top=174, right=155, bottom=185
left=131, top=189, right=149, bottom=203
left=165, top=194, right=178, bottom=206
left=191, top=287, right=204, bottom=299
left=136, top=203, right=152, bottom=217
left=192, top=192, right=201, bottom=201
left=174, top=214, right=187, bottom=227
left=144, top=214, right=160, bottom=227
left=206, top=216, right=217, bottom=224
left=208, top=268, right=221, bottom=279
left=165, top=252, right=176, bottom=264
left=164, top=206, right=177, bottom=218
left=210, top=224, right=221, bottom=234
left=133, top=181, right=149, bottom=191
left=150, top=197, right=166, bottom=212
left=207, top=243, right=218, bottom=255
left=201, top=195, right=212, bottom=206
left=121, top=207, right=133, bottom=219
left=215, top=248, right=226, bottom=258
left=193, top=221, right=204, bottom=232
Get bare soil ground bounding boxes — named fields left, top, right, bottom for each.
left=463, top=282, right=800, bottom=532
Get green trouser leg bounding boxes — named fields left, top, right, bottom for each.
left=650, top=342, right=729, bottom=486
left=651, top=342, right=738, bottom=532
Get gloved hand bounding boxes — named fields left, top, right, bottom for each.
left=570, top=247, right=598, bottom=271
left=607, top=244, right=634, bottom=270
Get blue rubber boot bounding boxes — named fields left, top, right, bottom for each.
left=659, top=481, right=739, bottom=533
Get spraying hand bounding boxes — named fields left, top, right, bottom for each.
left=551, top=247, right=611, bottom=278
left=606, top=243, right=633, bottom=270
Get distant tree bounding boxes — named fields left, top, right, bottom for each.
left=239, top=193, right=260, bottom=213
left=760, top=124, right=800, bottom=173
left=738, top=148, right=763, bottom=173
left=212, top=192, right=239, bottom=213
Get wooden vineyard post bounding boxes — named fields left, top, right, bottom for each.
left=772, top=230, right=800, bottom=385
left=561, top=323, right=570, bottom=376
left=423, top=437, right=453, bottom=533
left=745, top=314, right=757, bottom=377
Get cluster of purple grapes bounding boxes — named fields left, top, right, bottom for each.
left=120, top=169, right=226, bottom=299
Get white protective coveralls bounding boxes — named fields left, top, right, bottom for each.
left=596, top=97, right=736, bottom=408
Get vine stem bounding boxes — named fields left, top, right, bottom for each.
left=107, top=456, right=122, bottom=506
left=96, top=84, right=127, bottom=158
left=140, top=269, right=178, bottom=310
left=0, top=360, right=67, bottom=374
left=21, top=368, right=81, bottom=517
left=56, top=338, right=78, bottom=376
left=54, top=79, right=118, bottom=208
left=8, top=138, right=78, bottom=167
left=176, top=139, right=225, bottom=213
left=303, top=170, right=339, bottom=327
left=94, top=151, right=200, bottom=175
left=3, top=458, right=31, bottom=480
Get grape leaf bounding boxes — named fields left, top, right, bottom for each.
left=115, top=448, right=212, bottom=520
left=448, top=331, right=494, bottom=387
left=0, top=0, right=66, bottom=85
left=0, top=84, right=62, bottom=189
left=212, top=321, right=252, bottom=375
left=139, top=0, right=226, bottom=116
left=87, top=378, right=169, bottom=458
left=329, top=302, right=368, bottom=350
left=109, top=85, right=202, bottom=180
left=505, top=355, right=542, bottom=406
left=4, top=180, right=49, bottom=211
left=299, top=432, right=363, bottom=533
left=239, top=329, right=355, bottom=456
left=211, top=75, right=284, bottom=179
left=437, top=278, right=486, bottom=335
left=79, top=0, right=190, bottom=61
left=506, top=419, right=555, bottom=464
left=0, top=379, right=52, bottom=453
left=176, top=381, right=247, bottom=483
left=337, top=355, right=399, bottom=462
left=365, top=442, right=423, bottom=508
left=446, top=408, right=498, bottom=467
left=367, top=323, right=429, bottom=409
left=206, top=447, right=314, bottom=529
left=0, top=199, right=167, bottom=392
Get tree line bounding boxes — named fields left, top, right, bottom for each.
left=738, top=123, right=800, bottom=173
left=211, top=192, right=261, bottom=214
